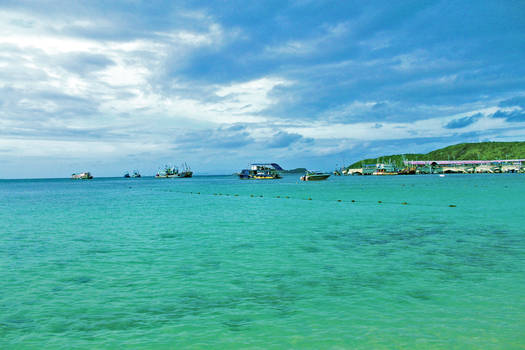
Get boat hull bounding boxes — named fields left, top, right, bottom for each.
left=155, top=171, right=192, bottom=178
left=238, top=174, right=281, bottom=179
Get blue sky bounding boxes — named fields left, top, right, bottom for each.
left=1, top=0, right=524, bottom=177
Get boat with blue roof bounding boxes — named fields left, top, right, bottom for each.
left=238, top=163, right=283, bottom=179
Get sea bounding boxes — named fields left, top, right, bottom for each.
left=1, top=174, right=524, bottom=349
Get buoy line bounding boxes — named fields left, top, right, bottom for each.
left=156, top=188, right=457, bottom=208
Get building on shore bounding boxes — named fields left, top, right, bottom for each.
left=404, top=159, right=524, bottom=174
left=346, top=159, right=524, bottom=175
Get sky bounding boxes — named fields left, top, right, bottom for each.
left=1, top=0, right=525, bottom=178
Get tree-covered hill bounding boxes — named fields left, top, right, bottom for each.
left=348, top=142, right=525, bottom=168
left=281, top=168, right=307, bottom=173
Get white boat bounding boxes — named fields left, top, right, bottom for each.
left=71, top=172, right=93, bottom=179
left=300, top=171, right=330, bottom=181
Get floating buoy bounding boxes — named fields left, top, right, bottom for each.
left=401, top=202, right=408, bottom=205
left=378, top=201, right=382, bottom=203
left=337, top=199, right=341, bottom=202
left=351, top=200, right=355, bottom=202
left=449, top=204, right=456, bottom=207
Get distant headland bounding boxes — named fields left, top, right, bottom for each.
left=281, top=168, right=308, bottom=174
left=345, top=141, right=525, bottom=175
left=348, top=141, right=525, bottom=169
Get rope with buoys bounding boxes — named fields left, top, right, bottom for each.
left=155, top=188, right=457, bottom=208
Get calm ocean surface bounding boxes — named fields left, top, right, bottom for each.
left=1, top=174, right=524, bottom=349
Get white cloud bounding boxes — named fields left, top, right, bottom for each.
left=284, top=106, right=525, bottom=144
left=213, top=77, right=292, bottom=116
left=0, top=6, right=295, bottom=157
left=0, top=7, right=281, bottom=130
left=0, top=138, right=137, bottom=157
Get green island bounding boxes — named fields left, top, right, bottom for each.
left=281, top=167, right=308, bottom=174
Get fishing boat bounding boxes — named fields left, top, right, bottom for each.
left=300, top=171, right=331, bottom=181
left=155, top=163, right=193, bottom=178
left=238, top=163, right=283, bottom=179
left=71, top=172, right=93, bottom=179
left=398, top=166, right=416, bottom=175
left=178, top=163, right=193, bottom=178
left=155, top=165, right=176, bottom=178
left=125, top=170, right=141, bottom=178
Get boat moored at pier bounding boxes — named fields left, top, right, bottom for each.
left=372, top=163, right=399, bottom=175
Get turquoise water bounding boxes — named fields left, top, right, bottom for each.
left=1, top=174, right=524, bottom=349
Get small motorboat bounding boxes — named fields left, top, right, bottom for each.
left=300, top=171, right=331, bottom=181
